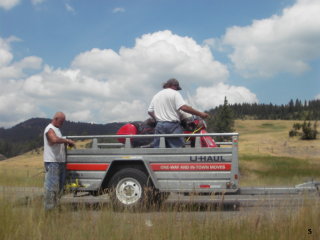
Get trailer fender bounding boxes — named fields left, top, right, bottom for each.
left=101, top=158, right=159, bottom=191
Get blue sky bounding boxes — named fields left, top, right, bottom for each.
left=0, top=0, right=319, bottom=127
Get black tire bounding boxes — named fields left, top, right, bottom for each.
left=108, top=168, right=155, bottom=210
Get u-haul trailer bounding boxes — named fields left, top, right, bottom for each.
left=65, top=133, right=320, bottom=209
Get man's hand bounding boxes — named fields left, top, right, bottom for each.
left=200, top=112, right=209, bottom=119
left=66, top=139, right=75, bottom=147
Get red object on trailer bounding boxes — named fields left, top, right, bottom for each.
left=199, top=129, right=217, bottom=148
left=117, top=123, right=137, bottom=144
left=183, top=119, right=217, bottom=148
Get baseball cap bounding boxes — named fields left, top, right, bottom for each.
left=163, top=78, right=182, bottom=90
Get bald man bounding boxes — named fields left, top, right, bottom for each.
left=43, top=112, right=75, bottom=210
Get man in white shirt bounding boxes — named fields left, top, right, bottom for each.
left=43, top=112, right=75, bottom=210
left=148, top=78, right=209, bottom=148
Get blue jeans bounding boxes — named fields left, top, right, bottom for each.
left=153, top=121, right=185, bottom=148
left=44, top=162, right=66, bottom=210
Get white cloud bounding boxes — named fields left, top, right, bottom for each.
left=0, top=91, right=45, bottom=127
left=0, top=55, right=43, bottom=80
left=15, top=56, right=42, bottom=70
left=31, top=0, right=45, bottom=5
left=217, top=0, right=320, bottom=78
left=0, top=0, right=45, bottom=10
left=0, top=31, right=257, bottom=128
left=315, top=94, right=320, bottom=100
left=113, top=7, right=125, bottom=13
left=194, top=83, right=258, bottom=110
left=0, top=36, right=45, bottom=127
left=0, top=37, right=15, bottom=66
left=0, top=0, right=21, bottom=10
left=65, top=3, right=75, bottom=13
left=68, top=110, right=92, bottom=123
left=0, top=48, right=13, bottom=67
left=71, top=30, right=230, bottom=98
left=0, top=37, right=42, bottom=81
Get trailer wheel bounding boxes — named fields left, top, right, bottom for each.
left=108, top=168, right=154, bottom=210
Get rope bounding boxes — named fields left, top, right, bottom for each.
left=186, top=126, right=202, bottom=142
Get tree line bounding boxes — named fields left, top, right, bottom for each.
left=206, top=97, right=319, bottom=140
left=209, top=99, right=320, bottom=120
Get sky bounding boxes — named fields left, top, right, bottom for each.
left=0, top=0, right=319, bottom=128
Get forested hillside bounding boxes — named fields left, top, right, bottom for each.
left=0, top=118, right=124, bottom=159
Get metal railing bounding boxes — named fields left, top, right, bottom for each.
left=67, top=132, right=239, bottom=149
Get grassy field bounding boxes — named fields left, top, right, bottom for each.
left=0, top=196, right=319, bottom=240
left=0, top=140, right=90, bottom=187
left=235, top=120, right=320, bottom=185
left=1, top=120, right=320, bottom=240
left=236, top=120, right=320, bottom=160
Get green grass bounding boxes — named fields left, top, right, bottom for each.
left=0, top=196, right=319, bottom=240
left=239, top=154, right=320, bottom=186
left=258, top=123, right=287, bottom=131
left=240, top=123, right=287, bottom=135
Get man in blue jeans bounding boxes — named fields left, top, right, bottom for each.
left=43, top=112, right=75, bottom=210
left=148, top=78, right=209, bottom=148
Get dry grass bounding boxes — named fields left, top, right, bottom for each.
left=0, top=195, right=319, bottom=240
left=235, top=120, right=320, bottom=185
left=0, top=140, right=90, bottom=187
left=0, top=150, right=43, bottom=187
left=235, top=120, right=320, bottom=160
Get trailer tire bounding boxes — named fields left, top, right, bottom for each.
left=108, top=168, right=154, bottom=210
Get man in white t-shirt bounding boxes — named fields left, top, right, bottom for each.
left=148, top=78, right=209, bottom=148
left=43, top=112, right=75, bottom=210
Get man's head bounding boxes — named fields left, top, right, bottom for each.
left=52, top=112, right=66, bottom=128
left=163, top=78, right=182, bottom=91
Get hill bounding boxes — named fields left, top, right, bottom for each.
left=235, top=120, right=320, bottom=186
left=0, top=118, right=124, bottom=158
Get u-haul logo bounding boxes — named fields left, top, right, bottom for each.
left=190, top=155, right=226, bottom=162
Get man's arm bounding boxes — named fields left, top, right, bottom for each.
left=148, top=111, right=156, bottom=121
left=46, top=129, right=75, bottom=146
left=179, top=105, right=209, bottom=119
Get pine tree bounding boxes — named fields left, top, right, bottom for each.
left=207, top=97, right=235, bottom=141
